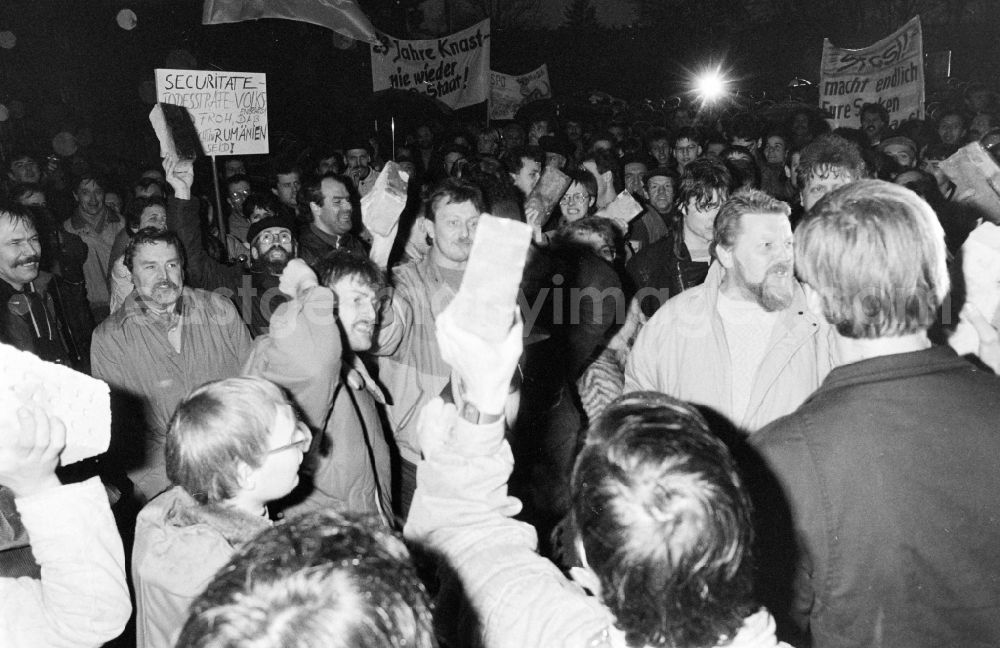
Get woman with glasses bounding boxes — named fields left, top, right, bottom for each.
left=131, top=376, right=309, bottom=648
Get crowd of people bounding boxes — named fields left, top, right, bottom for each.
left=2, top=81, right=1000, bottom=648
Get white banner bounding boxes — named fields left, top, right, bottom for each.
left=155, top=68, right=268, bottom=156
left=489, top=64, right=551, bottom=121
left=370, top=20, right=490, bottom=110
left=819, top=16, right=924, bottom=130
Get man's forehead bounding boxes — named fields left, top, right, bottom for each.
left=737, top=212, right=792, bottom=240
left=134, top=241, right=180, bottom=259
left=76, top=179, right=103, bottom=191
left=624, top=162, right=647, bottom=174
left=10, top=156, right=35, bottom=167
left=321, top=176, right=349, bottom=194
left=228, top=179, right=251, bottom=191
left=256, top=226, right=291, bottom=239
left=346, top=148, right=369, bottom=157
left=277, top=171, right=299, bottom=182
left=647, top=174, right=673, bottom=186
left=434, top=198, right=478, bottom=218
left=0, top=215, right=36, bottom=237
left=333, top=274, right=376, bottom=294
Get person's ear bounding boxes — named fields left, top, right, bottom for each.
left=309, top=201, right=321, bottom=218
left=250, top=246, right=259, bottom=260
left=803, top=282, right=824, bottom=318
left=419, top=216, right=434, bottom=242
left=716, top=242, right=734, bottom=270
left=235, top=460, right=256, bottom=492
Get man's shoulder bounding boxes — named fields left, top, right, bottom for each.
left=646, top=280, right=709, bottom=323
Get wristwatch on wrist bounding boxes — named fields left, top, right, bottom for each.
left=459, top=401, right=503, bottom=425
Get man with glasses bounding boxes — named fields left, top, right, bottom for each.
left=298, top=173, right=367, bottom=265
left=161, top=156, right=297, bottom=337
left=672, top=126, right=704, bottom=175
left=132, top=376, right=307, bottom=648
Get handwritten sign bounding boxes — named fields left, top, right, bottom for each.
left=489, top=64, right=551, bottom=121
left=819, top=17, right=924, bottom=131
left=155, top=69, right=268, bottom=156
left=370, top=20, right=490, bottom=110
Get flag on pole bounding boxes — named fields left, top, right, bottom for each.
left=203, top=0, right=378, bottom=45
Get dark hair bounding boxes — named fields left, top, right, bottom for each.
left=671, top=126, right=703, bottom=148
left=72, top=171, right=106, bottom=193
left=224, top=173, right=252, bottom=192
left=502, top=145, right=545, bottom=175
left=677, top=158, right=732, bottom=211
left=0, top=202, right=37, bottom=231
left=425, top=178, right=486, bottom=222
left=269, top=162, right=302, bottom=188
left=300, top=173, right=353, bottom=209
left=242, top=191, right=282, bottom=221
left=571, top=392, right=754, bottom=648
left=796, top=134, right=867, bottom=187
left=563, top=168, right=599, bottom=199
left=177, top=511, right=437, bottom=648
left=721, top=149, right=761, bottom=191
left=937, top=108, right=968, bottom=128
left=133, top=177, right=167, bottom=198
left=8, top=183, right=44, bottom=206
left=123, top=227, right=184, bottom=272
left=643, top=166, right=679, bottom=188
left=727, top=113, right=760, bottom=142
left=5, top=150, right=36, bottom=172
left=125, top=195, right=167, bottom=230
left=860, top=102, right=890, bottom=123
left=315, top=249, right=386, bottom=293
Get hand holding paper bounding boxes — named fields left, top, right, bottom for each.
left=447, top=214, right=532, bottom=343
left=597, top=190, right=644, bottom=233
left=0, top=343, right=111, bottom=469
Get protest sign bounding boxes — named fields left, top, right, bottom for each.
left=155, top=68, right=268, bottom=156
left=370, top=20, right=490, bottom=110
left=489, top=64, right=551, bottom=121
left=819, top=16, right=924, bottom=130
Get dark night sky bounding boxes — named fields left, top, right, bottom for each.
left=0, top=0, right=997, bottom=167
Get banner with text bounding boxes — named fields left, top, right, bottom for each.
left=155, top=69, right=268, bottom=156
left=819, top=16, right=924, bottom=130
left=489, top=64, right=551, bottom=121
left=370, top=20, right=490, bottom=110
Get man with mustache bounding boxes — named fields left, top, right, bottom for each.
left=370, top=177, right=485, bottom=520
left=625, top=189, right=834, bottom=432
left=160, top=155, right=296, bottom=337
left=0, top=203, right=75, bottom=366
left=91, top=227, right=251, bottom=502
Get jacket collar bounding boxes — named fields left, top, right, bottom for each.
left=116, top=287, right=187, bottom=326
left=163, top=487, right=271, bottom=547
left=69, top=205, right=120, bottom=234
left=812, top=344, right=968, bottom=397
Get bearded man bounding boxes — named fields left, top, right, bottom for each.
left=160, top=155, right=295, bottom=337
left=625, top=189, right=834, bottom=432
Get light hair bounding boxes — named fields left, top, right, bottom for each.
left=795, top=179, right=949, bottom=338
left=711, top=189, right=791, bottom=259
left=166, top=377, right=289, bottom=504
